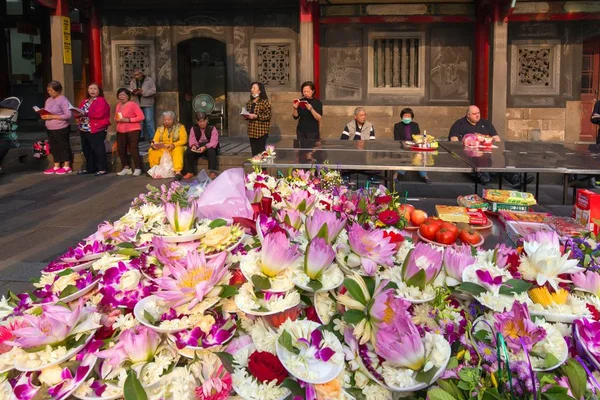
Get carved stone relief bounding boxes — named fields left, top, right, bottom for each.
left=156, top=23, right=172, bottom=89
left=121, top=17, right=151, bottom=36
left=233, top=21, right=250, bottom=89
left=250, top=39, right=296, bottom=91
left=510, top=41, right=560, bottom=95
left=324, top=29, right=363, bottom=101
left=517, top=23, right=558, bottom=37
left=430, top=47, right=469, bottom=100
left=101, top=21, right=112, bottom=90
left=256, top=44, right=291, bottom=86
left=176, top=16, right=226, bottom=39
left=111, top=40, right=156, bottom=89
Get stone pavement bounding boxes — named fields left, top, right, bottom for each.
left=0, top=168, right=577, bottom=297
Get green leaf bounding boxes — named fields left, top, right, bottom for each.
left=363, top=276, right=376, bottom=296
left=427, top=388, right=458, bottom=400
left=343, top=309, right=365, bottom=324
left=117, top=248, right=140, bottom=257
left=498, top=279, right=532, bottom=296
left=457, top=282, right=487, bottom=296
left=281, top=377, right=305, bottom=398
left=57, top=268, right=74, bottom=277
left=541, top=386, right=573, bottom=400
left=124, top=369, right=148, bottom=400
left=383, top=280, right=398, bottom=291
left=216, top=352, right=235, bottom=374
left=405, top=268, right=426, bottom=291
left=437, top=380, right=465, bottom=400
left=117, top=242, right=135, bottom=248
left=143, top=310, right=157, bottom=325
left=473, top=329, right=491, bottom=343
left=58, top=285, right=79, bottom=299
left=445, top=357, right=459, bottom=372
left=278, top=330, right=299, bottom=355
left=559, top=359, right=587, bottom=400
left=209, top=219, right=228, bottom=229
left=219, top=285, right=239, bottom=298
left=343, top=278, right=367, bottom=305
left=315, top=224, right=329, bottom=242
left=401, top=249, right=414, bottom=277
left=251, top=275, right=271, bottom=292
left=307, top=280, right=323, bottom=292
left=544, top=353, right=560, bottom=369
left=415, top=365, right=439, bottom=384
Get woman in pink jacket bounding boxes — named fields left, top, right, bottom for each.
left=77, top=83, right=111, bottom=176
left=115, top=88, right=144, bottom=176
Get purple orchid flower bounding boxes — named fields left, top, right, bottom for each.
left=297, top=328, right=336, bottom=362
left=13, top=373, right=39, bottom=400
left=476, top=269, right=504, bottom=287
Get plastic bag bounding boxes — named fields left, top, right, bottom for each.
left=187, top=170, right=212, bottom=198
left=196, top=168, right=253, bottom=220
left=147, top=151, right=175, bottom=179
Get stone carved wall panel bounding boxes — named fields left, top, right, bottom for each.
left=101, top=21, right=112, bottom=91
left=233, top=22, right=250, bottom=90
left=510, top=41, right=560, bottom=95
left=323, top=28, right=363, bottom=101
left=429, top=26, right=470, bottom=102
left=250, top=39, right=296, bottom=91
left=256, top=44, right=291, bottom=86
left=111, top=40, right=156, bottom=89
left=156, top=23, right=173, bottom=90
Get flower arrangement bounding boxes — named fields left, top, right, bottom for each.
left=2, top=168, right=600, bottom=400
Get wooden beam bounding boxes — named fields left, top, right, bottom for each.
left=507, top=13, right=600, bottom=22
left=320, top=15, right=474, bottom=24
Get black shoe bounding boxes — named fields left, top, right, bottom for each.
left=94, top=171, right=108, bottom=176
left=525, top=175, right=535, bottom=185
left=77, top=169, right=93, bottom=175
left=477, top=172, right=491, bottom=184
left=423, top=176, right=432, bottom=184
left=174, top=173, right=183, bottom=181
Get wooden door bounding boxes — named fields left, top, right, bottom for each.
left=581, top=38, right=600, bottom=142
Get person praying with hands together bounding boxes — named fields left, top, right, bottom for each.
left=293, top=81, right=323, bottom=140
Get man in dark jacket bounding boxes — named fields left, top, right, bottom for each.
left=592, top=100, right=600, bottom=144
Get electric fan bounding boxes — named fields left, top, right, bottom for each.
left=192, top=94, right=216, bottom=114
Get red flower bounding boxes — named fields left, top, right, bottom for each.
left=587, top=304, right=600, bottom=321
left=383, top=230, right=404, bottom=244
left=229, top=269, right=246, bottom=286
left=305, top=306, right=321, bottom=323
left=375, top=195, right=392, bottom=205
left=247, top=351, right=288, bottom=384
left=272, top=192, right=282, bottom=203
left=319, top=200, right=332, bottom=211
left=378, top=210, right=400, bottom=226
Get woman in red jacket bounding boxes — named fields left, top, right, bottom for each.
left=77, top=83, right=111, bottom=176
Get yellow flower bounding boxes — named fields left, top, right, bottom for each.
left=529, top=287, right=569, bottom=307
left=314, top=376, right=342, bottom=400
left=491, top=371, right=498, bottom=388
left=202, top=226, right=234, bottom=248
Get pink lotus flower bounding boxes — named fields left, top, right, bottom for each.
left=278, top=210, right=303, bottom=231
left=347, top=224, right=396, bottom=276
left=152, top=236, right=199, bottom=272
left=374, top=312, right=425, bottom=370
left=165, top=201, right=198, bottom=232
left=305, top=210, right=347, bottom=244
left=403, top=243, right=443, bottom=289
left=284, top=191, right=317, bottom=213
left=96, top=326, right=161, bottom=367
left=572, top=270, right=600, bottom=297
left=494, top=301, right=546, bottom=353
left=443, top=245, right=475, bottom=286
left=9, top=301, right=99, bottom=348
left=155, top=250, right=229, bottom=309
left=524, top=230, right=561, bottom=252
left=305, top=238, right=336, bottom=280
left=369, top=285, right=411, bottom=328
left=575, top=318, right=600, bottom=362
left=260, top=232, right=300, bottom=277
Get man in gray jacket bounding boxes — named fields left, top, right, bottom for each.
left=340, top=107, right=375, bottom=140
left=129, top=68, right=157, bottom=141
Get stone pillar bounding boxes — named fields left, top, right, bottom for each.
left=50, top=0, right=74, bottom=101
left=299, top=0, right=315, bottom=85
left=489, top=3, right=508, bottom=138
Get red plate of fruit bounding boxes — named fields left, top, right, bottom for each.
left=416, top=217, right=484, bottom=247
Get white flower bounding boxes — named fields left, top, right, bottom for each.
left=34, top=273, right=57, bottom=289
left=354, top=370, right=369, bottom=389
left=0, top=297, right=14, bottom=319
left=118, top=269, right=142, bottom=291
left=361, top=383, right=393, bottom=400
left=518, top=245, right=582, bottom=291
left=92, top=253, right=130, bottom=273
left=250, top=319, right=278, bottom=354
left=113, top=313, right=139, bottom=331
left=39, top=365, right=64, bottom=386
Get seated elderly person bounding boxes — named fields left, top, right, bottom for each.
left=449, top=105, right=532, bottom=187
left=340, top=107, right=375, bottom=140
left=182, top=111, right=219, bottom=179
left=148, top=111, right=187, bottom=180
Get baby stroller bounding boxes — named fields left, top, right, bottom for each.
left=0, top=97, right=21, bottom=148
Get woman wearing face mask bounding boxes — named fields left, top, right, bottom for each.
left=392, top=108, right=430, bottom=184
left=292, top=81, right=323, bottom=140
left=244, top=81, right=271, bottom=156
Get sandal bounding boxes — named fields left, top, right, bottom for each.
left=94, top=171, right=108, bottom=176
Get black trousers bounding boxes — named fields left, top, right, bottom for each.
left=297, top=131, right=320, bottom=140
left=47, top=127, right=72, bottom=163
left=116, top=131, right=141, bottom=169
left=0, top=138, right=9, bottom=167
left=249, top=134, right=269, bottom=156
left=80, top=129, right=108, bottom=172
left=183, top=147, right=218, bottom=174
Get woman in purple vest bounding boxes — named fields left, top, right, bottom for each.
left=182, top=111, right=219, bottom=179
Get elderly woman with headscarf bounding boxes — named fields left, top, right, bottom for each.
left=148, top=110, right=187, bottom=180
